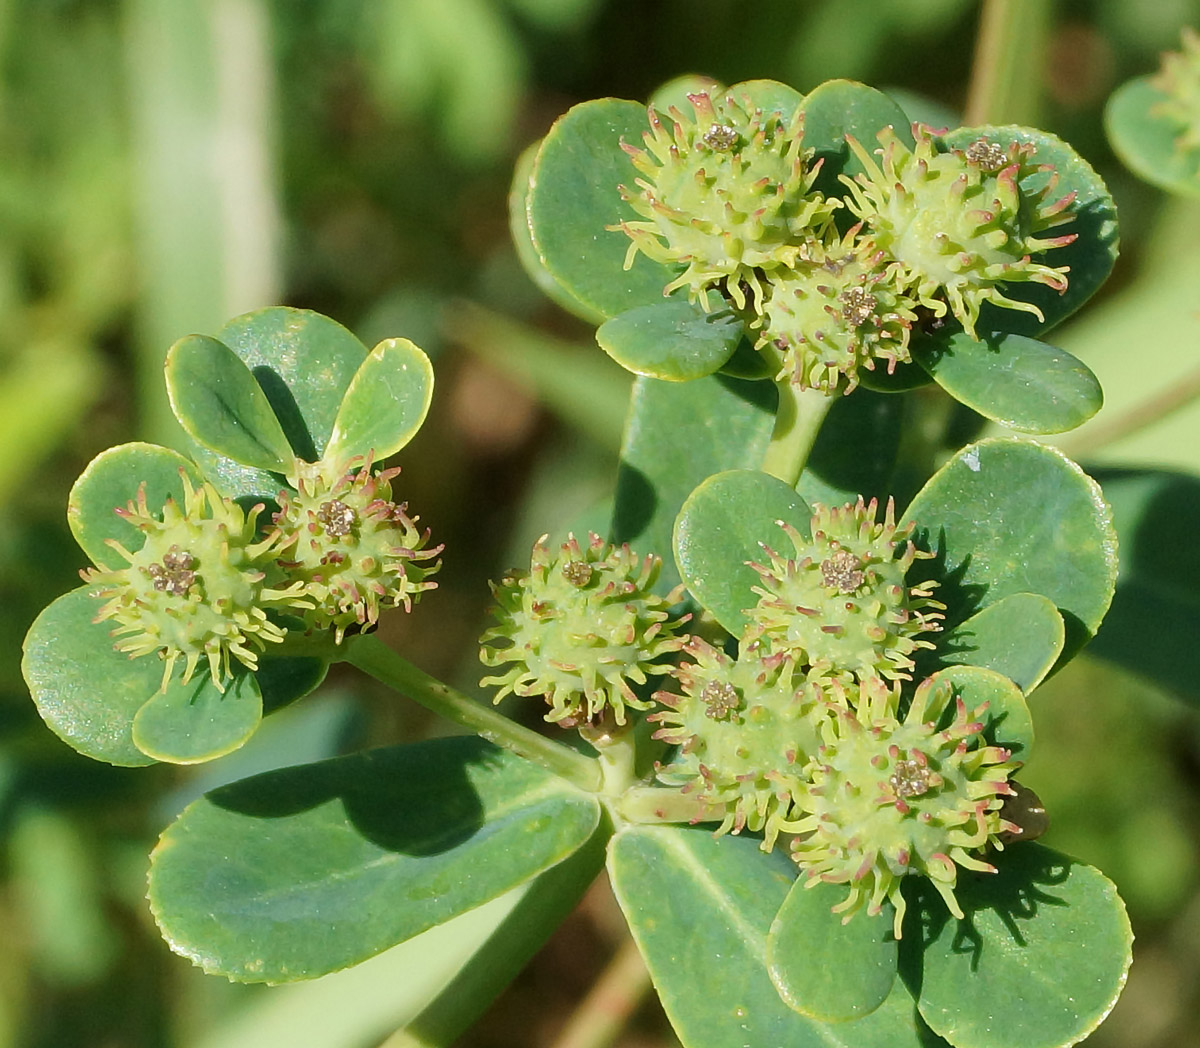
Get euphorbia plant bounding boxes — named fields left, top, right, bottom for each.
left=22, top=73, right=1131, bottom=1048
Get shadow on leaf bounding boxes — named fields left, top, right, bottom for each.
left=205, top=736, right=503, bottom=856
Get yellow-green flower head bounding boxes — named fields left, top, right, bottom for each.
left=612, top=90, right=837, bottom=312
left=1152, top=27, right=1200, bottom=154
left=745, top=498, right=943, bottom=681
left=273, top=456, right=442, bottom=643
left=785, top=675, right=1022, bottom=938
left=842, top=125, right=1078, bottom=339
left=479, top=533, right=688, bottom=727
left=752, top=224, right=919, bottom=393
left=650, top=637, right=822, bottom=849
left=82, top=474, right=303, bottom=691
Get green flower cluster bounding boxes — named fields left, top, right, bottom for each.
left=614, top=89, right=1077, bottom=390
left=651, top=499, right=1022, bottom=935
left=84, top=453, right=441, bottom=691
left=479, top=533, right=688, bottom=727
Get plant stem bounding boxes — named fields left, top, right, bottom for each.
left=759, top=378, right=833, bottom=487
left=345, top=634, right=602, bottom=793
left=964, top=0, right=1052, bottom=126
left=548, top=937, right=654, bottom=1048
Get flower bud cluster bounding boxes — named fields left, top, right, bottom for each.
left=84, top=455, right=441, bottom=690
left=614, top=89, right=1077, bottom=390
left=651, top=499, right=1021, bottom=935
left=479, top=533, right=688, bottom=727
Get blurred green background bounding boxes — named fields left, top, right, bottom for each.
left=4, top=1, right=1200, bottom=1045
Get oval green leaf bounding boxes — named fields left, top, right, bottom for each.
left=325, top=338, right=434, bottom=464
left=1106, top=76, right=1200, bottom=198
left=901, top=439, right=1117, bottom=661
left=509, top=139, right=596, bottom=319
left=767, top=878, right=897, bottom=1022
left=21, top=587, right=158, bottom=767
left=165, top=335, right=294, bottom=472
left=726, top=79, right=805, bottom=122
left=68, top=442, right=202, bottom=568
left=132, top=670, right=263, bottom=764
left=608, top=825, right=943, bottom=1048
left=527, top=98, right=671, bottom=321
left=674, top=469, right=812, bottom=635
left=801, top=80, right=915, bottom=198
left=148, top=736, right=600, bottom=981
left=912, top=331, right=1102, bottom=435
left=941, top=126, right=1119, bottom=338
left=190, top=307, right=368, bottom=500
left=596, top=299, right=744, bottom=381
left=912, top=843, right=1132, bottom=1048
left=612, top=374, right=776, bottom=595
left=931, top=592, right=1064, bottom=695
left=257, top=655, right=330, bottom=716
left=927, top=665, right=1034, bottom=763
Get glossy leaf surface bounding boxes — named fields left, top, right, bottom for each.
left=901, top=439, right=1117, bottom=660
left=68, top=443, right=202, bottom=567
left=1106, top=76, right=1200, bottom=197
left=910, top=843, right=1132, bottom=1048
left=595, top=299, right=743, bottom=381
left=612, top=374, right=775, bottom=594
left=802, top=79, right=915, bottom=197
left=188, top=308, right=367, bottom=500
left=149, top=737, right=600, bottom=981
left=929, top=592, right=1064, bottom=695
left=609, top=825, right=944, bottom=1048
left=726, top=78, right=805, bottom=121
left=674, top=469, right=811, bottom=635
left=165, top=335, right=294, bottom=472
left=767, top=878, right=896, bottom=1022
left=22, top=587, right=158, bottom=767
left=913, top=331, right=1102, bottom=435
left=325, top=338, right=433, bottom=463
left=132, top=670, right=263, bottom=764
left=509, top=139, right=597, bottom=319
left=526, top=98, right=669, bottom=320
left=942, top=126, right=1119, bottom=338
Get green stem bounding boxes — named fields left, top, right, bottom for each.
left=759, top=378, right=833, bottom=487
left=345, top=634, right=602, bottom=793
left=964, top=0, right=1052, bottom=126
left=617, top=785, right=724, bottom=825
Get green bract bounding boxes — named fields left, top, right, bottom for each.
left=843, top=126, right=1077, bottom=339
left=479, top=533, right=688, bottom=726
